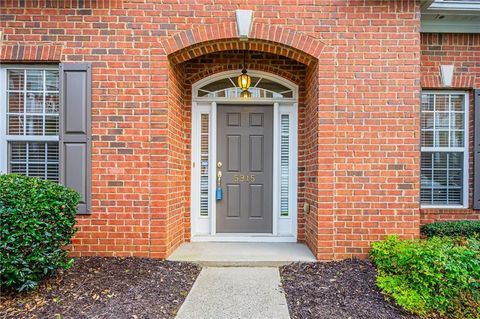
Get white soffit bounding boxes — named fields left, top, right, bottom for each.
left=421, top=0, right=480, bottom=33
left=235, top=9, right=253, bottom=39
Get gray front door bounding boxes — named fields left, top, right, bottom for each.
left=216, top=105, right=273, bottom=233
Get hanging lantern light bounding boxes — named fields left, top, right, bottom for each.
left=238, top=69, right=251, bottom=91
left=237, top=50, right=251, bottom=93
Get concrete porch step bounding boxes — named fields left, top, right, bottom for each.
left=167, top=242, right=316, bottom=267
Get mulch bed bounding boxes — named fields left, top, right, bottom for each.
left=0, top=257, right=201, bottom=319
left=280, top=259, right=419, bottom=319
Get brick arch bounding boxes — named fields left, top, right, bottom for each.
left=162, top=22, right=324, bottom=66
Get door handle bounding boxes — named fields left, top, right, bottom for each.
left=217, top=170, right=222, bottom=184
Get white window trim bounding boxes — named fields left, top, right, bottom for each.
left=420, top=90, right=469, bottom=209
left=0, top=64, right=59, bottom=176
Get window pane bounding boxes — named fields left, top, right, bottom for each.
left=28, top=142, right=46, bottom=162
left=47, top=143, right=59, bottom=162
left=451, top=113, right=464, bottom=129
left=421, top=94, right=434, bottom=111
left=26, top=92, right=43, bottom=113
left=26, top=70, right=43, bottom=91
left=45, top=70, right=59, bottom=91
left=7, top=70, right=24, bottom=90
left=420, top=152, right=463, bottom=205
left=201, top=78, right=233, bottom=93
left=435, top=95, right=448, bottom=111
left=256, top=78, right=290, bottom=93
left=421, top=130, right=433, bottom=147
left=421, top=112, right=433, bottom=129
left=436, top=130, right=449, bottom=147
left=45, top=116, right=59, bottom=135
left=45, top=92, right=59, bottom=113
left=451, top=94, right=464, bottom=112
left=451, top=131, right=464, bottom=148
left=9, top=142, right=59, bottom=182
left=10, top=142, right=26, bottom=162
left=25, top=115, right=43, bottom=135
left=7, top=115, right=23, bottom=135
left=435, top=112, right=449, bottom=129
left=8, top=92, right=24, bottom=113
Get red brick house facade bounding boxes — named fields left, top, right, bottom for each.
left=0, top=0, right=478, bottom=260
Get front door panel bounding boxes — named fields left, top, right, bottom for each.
left=216, top=105, right=273, bottom=233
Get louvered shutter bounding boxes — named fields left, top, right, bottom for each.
left=59, top=63, right=91, bottom=214
left=474, top=90, right=480, bottom=209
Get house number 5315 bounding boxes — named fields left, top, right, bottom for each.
left=233, top=175, right=256, bottom=182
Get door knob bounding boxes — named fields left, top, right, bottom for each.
left=217, top=161, right=222, bottom=168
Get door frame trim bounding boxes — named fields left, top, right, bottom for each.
left=190, top=71, right=298, bottom=242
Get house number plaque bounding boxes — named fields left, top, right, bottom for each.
left=233, top=174, right=256, bottom=182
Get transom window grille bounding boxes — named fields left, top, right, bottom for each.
left=197, top=76, right=294, bottom=99
left=420, top=92, right=468, bottom=206
left=3, top=68, right=60, bottom=182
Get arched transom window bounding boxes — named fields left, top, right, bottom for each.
left=195, top=72, right=296, bottom=99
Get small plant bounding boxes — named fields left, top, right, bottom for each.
left=0, top=174, right=80, bottom=291
left=370, top=236, right=480, bottom=318
left=421, top=221, right=480, bottom=238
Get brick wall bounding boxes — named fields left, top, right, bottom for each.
left=329, top=2, right=421, bottom=258
left=420, top=33, right=480, bottom=224
left=1, top=0, right=423, bottom=260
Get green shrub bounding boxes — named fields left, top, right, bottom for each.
left=0, top=174, right=80, bottom=291
left=370, top=236, right=480, bottom=318
left=421, top=221, right=480, bottom=238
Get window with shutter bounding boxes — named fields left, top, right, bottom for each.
left=1, top=64, right=91, bottom=214
left=420, top=91, right=469, bottom=208
left=0, top=66, right=60, bottom=181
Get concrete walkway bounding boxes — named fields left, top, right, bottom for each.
left=168, top=242, right=315, bottom=266
left=176, top=267, right=290, bottom=319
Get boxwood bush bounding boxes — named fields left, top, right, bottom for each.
left=0, top=174, right=80, bottom=291
left=370, top=236, right=480, bottom=318
left=421, top=220, right=480, bottom=238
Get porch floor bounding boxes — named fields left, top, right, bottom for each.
left=168, top=242, right=316, bottom=266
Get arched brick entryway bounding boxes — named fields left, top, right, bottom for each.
left=149, top=22, right=337, bottom=261
left=160, top=22, right=326, bottom=65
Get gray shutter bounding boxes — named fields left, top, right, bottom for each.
left=59, top=63, right=92, bottom=214
left=474, top=90, right=480, bottom=209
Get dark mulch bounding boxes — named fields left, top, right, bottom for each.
left=280, top=259, right=419, bottom=319
left=0, top=257, right=201, bottom=319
